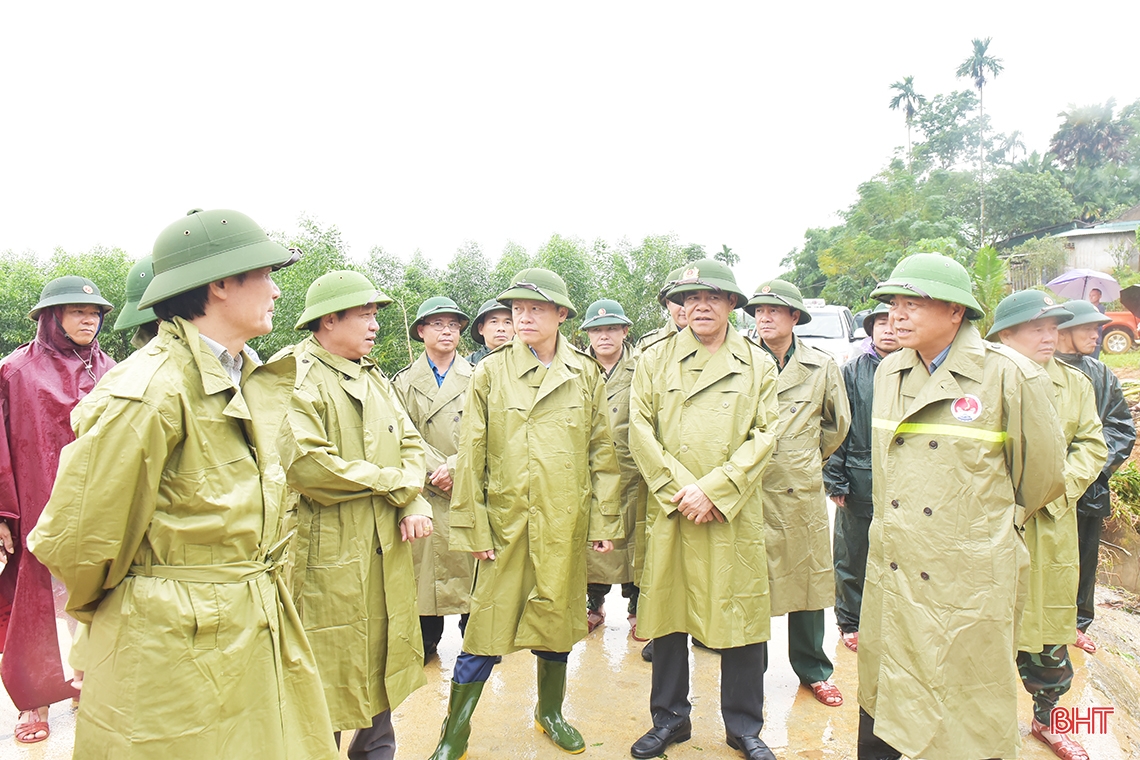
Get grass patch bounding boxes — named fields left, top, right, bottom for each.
left=1101, top=351, right=1140, bottom=369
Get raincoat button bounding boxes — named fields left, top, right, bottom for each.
left=928, top=440, right=938, bottom=449
left=920, top=572, right=929, bottom=580
left=681, top=445, right=689, bottom=452
left=895, top=436, right=904, bottom=446
left=612, top=407, right=618, bottom=413
left=790, top=406, right=797, bottom=413
left=564, top=462, right=571, bottom=469
left=725, top=464, right=733, bottom=472
left=454, top=416, right=460, bottom=422
left=375, top=547, right=383, bottom=555
left=301, top=359, right=309, bottom=363
left=786, top=487, right=794, bottom=494
left=684, top=400, right=692, bottom=408
left=388, top=425, right=394, bottom=432
left=890, top=562, right=898, bottom=570
left=722, top=402, right=729, bottom=408
left=891, top=499, right=899, bottom=507
left=530, top=507, right=537, bottom=514
left=923, top=507, right=932, bottom=516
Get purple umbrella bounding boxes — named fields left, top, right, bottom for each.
left=1045, top=269, right=1120, bottom=301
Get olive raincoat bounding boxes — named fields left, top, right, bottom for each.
left=1018, top=359, right=1105, bottom=653
left=392, top=352, right=476, bottom=616
left=0, top=311, right=114, bottom=710
left=629, top=328, right=779, bottom=647
left=761, top=337, right=850, bottom=617
left=28, top=318, right=337, bottom=760
left=450, top=336, right=622, bottom=655
left=586, top=343, right=641, bottom=586
left=858, top=323, right=1066, bottom=760
left=280, top=336, right=431, bottom=729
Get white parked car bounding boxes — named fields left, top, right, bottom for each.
left=794, top=300, right=861, bottom=365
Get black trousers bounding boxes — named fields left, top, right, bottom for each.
left=1076, top=512, right=1104, bottom=632
left=650, top=632, right=766, bottom=739
left=334, top=710, right=395, bottom=760
left=858, top=709, right=999, bottom=760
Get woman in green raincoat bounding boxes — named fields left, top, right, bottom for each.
left=392, top=296, right=476, bottom=660
left=989, top=290, right=1106, bottom=759
left=281, top=271, right=434, bottom=757
left=28, top=209, right=337, bottom=759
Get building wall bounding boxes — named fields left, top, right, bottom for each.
left=1065, top=232, right=1139, bottom=272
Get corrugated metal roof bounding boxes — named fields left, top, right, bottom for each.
left=1053, top=220, right=1140, bottom=238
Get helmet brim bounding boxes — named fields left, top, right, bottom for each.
left=139, top=238, right=299, bottom=309
left=870, top=281, right=986, bottom=321
left=294, top=289, right=393, bottom=330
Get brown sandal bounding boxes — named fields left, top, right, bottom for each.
left=15, top=709, right=49, bottom=744
left=587, top=608, right=605, bottom=633
left=809, top=680, right=843, bottom=707
left=841, top=630, right=858, bottom=652
left=1031, top=718, right=1089, bottom=760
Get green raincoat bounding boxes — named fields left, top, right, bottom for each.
left=586, top=343, right=641, bottom=586
left=450, top=336, right=622, bottom=655
left=1018, top=359, right=1105, bottom=653
left=858, top=322, right=1066, bottom=760
left=392, top=352, right=476, bottom=616
left=28, top=318, right=337, bottom=760
left=762, top=337, right=850, bottom=617
left=629, top=328, right=779, bottom=647
left=280, top=336, right=430, bottom=729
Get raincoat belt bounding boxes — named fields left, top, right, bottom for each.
left=128, top=560, right=280, bottom=583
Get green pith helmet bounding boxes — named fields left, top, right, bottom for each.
left=470, top=299, right=511, bottom=346
left=862, top=302, right=892, bottom=335
left=139, top=208, right=302, bottom=309
left=294, top=270, right=392, bottom=330
left=410, top=296, right=470, bottom=343
left=1059, top=299, right=1112, bottom=329
left=28, top=275, right=114, bottom=320
left=870, top=252, right=985, bottom=320
left=114, top=256, right=158, bottom=331
left=498, top=268, right=578, bottom=318
left=657, top=266, right=686, bottom=307
left=744, top=278, right=812, bottom=324
left=986, top=290, right=1074, bottom=339
left=664, top=258, right=749, bottom=306
left=580, top=299, right=633, bottom=331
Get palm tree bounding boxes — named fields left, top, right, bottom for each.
left=999, top=130, right=1025, bottom=165
left=1050, top=99, right=1133, bottom=170
left=888, top=76, right=926, bottom=170
left=956, top=37, right=1004, bottom=246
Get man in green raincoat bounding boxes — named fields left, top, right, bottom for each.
left=858, top=253, right=1067, bottom=760
left=428, top=268, right=622, bottom=760
left=629, top=259, right=780, bottom=760
left=747, top=278, right=850, bottom=708
left=28, top=208, right=338, bottom=759
left=580, top=299, right=642, bottom=636
left=989, top=290, right=1106, bottom=760
left=1056, top=300, right=1136, bottom=654
left=281, top=270, right=434, bottom=759
left=635, top=266, right=687, bottom=354
left=114, top=255, right=160, bottom=349
left=392, top=296, right=475, bottom=661
left=465, top=299, right=513, bottom=364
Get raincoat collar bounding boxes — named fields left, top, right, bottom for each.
left=1044, top=357, right=1068, bottom=389
left=509, top=334, right=588, bottom=410
left=587, top=342, right=631, bottom=379
left=302, top=334, right=373, bottom=380
left=406, top=350, right=472, bottom=418
left=882, top=322, right=985, bottom=384
left=674, top=325, right=754, bottom=366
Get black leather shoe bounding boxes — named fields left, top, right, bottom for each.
left=640, top=640, right=653, bottom=662
left=726, top=735, right=776, bottom=760
left=631, top=720, right=692, bottom=758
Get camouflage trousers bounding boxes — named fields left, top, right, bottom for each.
left=1017, top=644, right=1074, bottom=725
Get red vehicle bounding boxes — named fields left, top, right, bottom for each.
left=1104, top=285, right=1140, bottom=354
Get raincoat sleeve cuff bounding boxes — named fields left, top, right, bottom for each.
left=402, top=494, right=433, bottom=519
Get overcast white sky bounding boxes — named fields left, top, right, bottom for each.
left=2, top=2, right=1138, bottom=293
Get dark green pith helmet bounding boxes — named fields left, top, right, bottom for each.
left=862, top=302, right=892, bottom=335
left=410, top=296, right=470, bottom=343
left=986, top=290, right=1074, bottom=339
left=580, top=299, right=633, bottom=330
left=1059, top=299, right=1112, bottom=329
left=657, top=266, right=686, bottom=307
left=295, top=270, right=392, bottom=330
left=29, top=276, right=114, bottom=320
left=498, top=268, right=577, bottom=318
left=744, top=279, right=812, bottom=324
left=114, top=256, right=158, bottom=331
left=139, top=208, right=302, bottom=309
left=470, top=299, right=511, bottom=346
left=664, top=258, right=749, bottom=306
left=870, top=252, right=985, bottom=320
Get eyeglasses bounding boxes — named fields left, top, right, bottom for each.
left=425, top=320, right=463, bottom=332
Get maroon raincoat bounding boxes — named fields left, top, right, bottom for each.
left=0, top=309, right=114, bottom=710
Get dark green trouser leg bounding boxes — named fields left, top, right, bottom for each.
left=1018, top=645, right=1074, bottom=725
left=586, top=583, right=609, bottom=612
left=787, top=609, right=833, bottom=684
left=833, top=503, right=872, bottom=633
left=1076, top=512, right=1103, bottom=632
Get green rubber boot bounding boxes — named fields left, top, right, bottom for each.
left=428, top=679, right=485, bottom=760
left=534, top=658, right=585, bottom=754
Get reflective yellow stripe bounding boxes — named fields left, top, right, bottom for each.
left=872, top=418, right=1008, bottom=443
